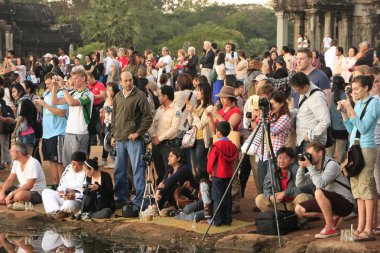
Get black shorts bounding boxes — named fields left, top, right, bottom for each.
left=30, top=191, right=42, bottom=205
left=299, top=189, right=354, bottom=217
left=42, top=136, right=64, bottom=163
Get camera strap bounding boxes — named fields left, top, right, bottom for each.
left=298, top=88, right=322, bottom=109
left=181, top=92, right=193, bottom=112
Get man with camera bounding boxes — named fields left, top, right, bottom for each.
left=290, top=72, right=330, bottom=154
left=295, top=141, right=355, bottom=238
left=51, top=69, right=94, bottom=168
left=34, top=73, right=69, bottom=190
left=42, top=151, right=86, bottom=219
left=255, top=147, right=313, bottom=212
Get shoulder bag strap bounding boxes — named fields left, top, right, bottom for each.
left=355, top=97, right=374, bottom=139
left=298, top=88, right=321, bottom=109
left=181, top=92, right=193, bottom=112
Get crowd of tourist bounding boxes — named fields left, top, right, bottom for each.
left=0, top=37, right=379, bottom=241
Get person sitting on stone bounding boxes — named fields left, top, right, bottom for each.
left=295, top=141, right=355, bottom=239
left=78, top=157, right=115, bottom=220
left=42, top=151, right=86, bottom=219
left=154, top=148, right=197, bottom=216
left=0, top=142, right=46, bottom=210
left=255, top=147, right=313, bottom=212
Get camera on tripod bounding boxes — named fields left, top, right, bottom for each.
left=258, top=97, right=271, bottom=110
left=142, top=149, right=153, bottom=164
left=298, top=152, right=312, bottom=162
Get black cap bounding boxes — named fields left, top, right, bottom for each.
left=71, top=151, right=86, bottom=162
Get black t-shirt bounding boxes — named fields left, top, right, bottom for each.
left=84, top=62, right=95, bottom=71
left=93, top=63, right=104, bottom=81
left=19, top=98, right=37, bottom=130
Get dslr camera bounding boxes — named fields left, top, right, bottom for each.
left=142, top=149, right=153, bottom=164
left=298, top=152, right=313, bottom=163
left=258, top=97, right=271, bottom=110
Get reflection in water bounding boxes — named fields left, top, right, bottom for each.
left=0, top=231, right=214, bottom=253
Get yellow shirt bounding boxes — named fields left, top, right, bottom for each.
left=150, top=102, right=181, bottom=141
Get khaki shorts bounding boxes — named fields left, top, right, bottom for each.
left=350, top=148, right=377, bottom=200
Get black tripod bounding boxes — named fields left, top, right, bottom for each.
left=202, top=107, right=283, bottom=247
left=140, top=148, right=160, bottom=214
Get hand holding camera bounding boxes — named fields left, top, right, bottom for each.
left=298, top=152, right=312, bottom=168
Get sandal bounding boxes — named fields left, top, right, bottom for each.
left=353, top=230, right=363, bottom=237
left=354, top=231, right=376, bottom=242
left=373, top=228, right=380, bottom=236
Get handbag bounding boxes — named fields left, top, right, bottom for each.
left=255, top=210, right=299, bottom=235
left=181, top=126, right=196, bottom=148
left=173, top=184, right=195, bottom=209
left=342, top=97, right=373, bottom=177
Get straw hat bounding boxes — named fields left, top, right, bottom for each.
left=216, top=85, right=236, bottom=98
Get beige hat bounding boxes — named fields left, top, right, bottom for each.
left=255, top=74, right=268, bottom=82
left=216, top=85, right=236, bottom=98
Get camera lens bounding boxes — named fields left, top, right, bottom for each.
left=246, top=112, right=252, bottom=118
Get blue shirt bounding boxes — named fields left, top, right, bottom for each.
left=330, top=91, right=347, bottom=131
left=344, top=96, right=380, bottom=148
left=42, top=90, right=69, bottom=139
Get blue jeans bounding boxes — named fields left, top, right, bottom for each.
left=114, top=139, right=146, bottom=206
left=190, top=139, right=208, bottom=177
left=258, top=160, right=268, bottom=194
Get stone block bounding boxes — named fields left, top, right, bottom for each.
left=305, top=240, right=377, bottom=253
left=215, top=234, right=279, bottom=252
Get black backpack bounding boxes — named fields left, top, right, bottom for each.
left=84, top=102, right=101, bottom=135
left=0, top=102, right=15, bottom=134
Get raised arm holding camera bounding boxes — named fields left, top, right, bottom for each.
left=294, top=141, right=354, bottom=239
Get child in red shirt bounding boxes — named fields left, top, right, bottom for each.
left=207, top=121, right=238, bottom=226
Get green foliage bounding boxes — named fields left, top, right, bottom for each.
left=245, top=38, right=268, bottom=57
left=157, top=22, right=246, bottom=54
left=76, top=42, right=106, bottom=57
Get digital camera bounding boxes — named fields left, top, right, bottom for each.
left=298, top=152, right=313, bottom=163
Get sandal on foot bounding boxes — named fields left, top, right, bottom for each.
left=353, top=230, right=363, bottom=237
left=354, top=231, right=376, bottom=242
left=373, top=228, right=380, bottom=236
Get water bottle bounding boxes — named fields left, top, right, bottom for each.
left=192, top=213, right=197, bottom=231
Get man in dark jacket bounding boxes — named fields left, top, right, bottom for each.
left=355, top=41, right=375, bottom=67
left=255, top=147, right=313, bottom=212
left=111, top=71, right=153, bottom=208
left=200, top=41, right=215, bottom=84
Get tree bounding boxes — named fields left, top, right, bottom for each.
left=245, top=38, right=268, bottom=58
left=157, top=21, right=245, bottom=55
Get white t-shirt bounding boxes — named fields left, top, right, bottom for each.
left=324, top=46, right=336, bottom=70
left=225, top=52, right=238, bottom=75
left=215, top=64, right=225, bottom=80
left=58, top=55, right=70, bottom=75
left=16, top=65, right=26, bottom=83
left=65, top=88, right=94, bottom=135
left=11, top=156, right=46, bottom=194
left=323, top=37, right=332, bottom=49
left=297, top=37, right=303, bottom=48
left=104, top=57, right=112, bottom=75
left=157, top=55, right=172, bottom=85
left=57, top=164, right=86, bottom=193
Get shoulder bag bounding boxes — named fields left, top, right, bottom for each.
left=343, top=97, right=373, bottom=177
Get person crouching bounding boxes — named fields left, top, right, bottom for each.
left=42, top=151, right=86, bottom=219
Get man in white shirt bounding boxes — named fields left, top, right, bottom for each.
left=324, top=39, right=338, bottom=70
left=0, top=143, right=46, bottom=208
left=333, top=47, right=344, bottom=75
left=322, top=33, right=332, bottom=52
left=225, top=43, right=238, bottom=76
left=58, top=48, right=70, bottom=76
left=297, top=33, right=304, bottom=49
left=156, top=47, right=172, bottom=86
left=42, top=151, right=86, bottom=219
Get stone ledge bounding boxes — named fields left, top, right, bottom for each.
left=215, top=234, right=279, bottom=252
left=305, top=240, right=378, bottom=253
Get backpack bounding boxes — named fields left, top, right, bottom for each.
left=84, top=101, right=101, bottom=135
left=0, top=102, right=15, bottom=134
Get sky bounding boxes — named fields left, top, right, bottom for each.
left=214, top=0, right=270, bottom=5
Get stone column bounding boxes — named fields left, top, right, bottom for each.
left=305, top=9, right=318, bottom=50
left=338, top=12, right=349, bottom=52
left=0, top=31, right=2, bottom=58
left=4, top=29, right=13, bottom=52
left=324, top=11, right=332, bottom=38
left=276, top=11, right=288, bottom=49
left=293, top=12, right=302, bottom=49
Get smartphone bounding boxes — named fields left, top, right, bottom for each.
left=185, top=97, right=190, bottom=105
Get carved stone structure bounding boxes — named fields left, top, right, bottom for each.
left=272, top=0, right=380, bottom=51
left=0, top=0, right=80, bottom=57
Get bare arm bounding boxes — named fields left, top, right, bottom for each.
left=36, top=99, right=67, bottom=117
left=51, top=80, right=68, bottom=105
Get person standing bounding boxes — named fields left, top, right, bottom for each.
left=51, top=69, right=94, bottom=168
left=35, top=73, right=68, bottom=190
left=200, top=41, right=215, bottom=84
left=150, top=85, right=181, bottom=185
left=341, top=47, right=358, bottom=83
left=58, top=48, right=70, bottom=76
left=225, top=43, right=238, bottom=76
left=338, top=75, right=380, bottom=241
left=156, top=47, right=172, bottom=87
left=333, top=47, right=344, bottom=76
left=106, top=48, right=121, bottom=84
left=111, top=71, right=152, bottom=208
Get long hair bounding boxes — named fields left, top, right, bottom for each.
left=269, top=90, right=290, bottom=119
left=331, top=75, right=345, bottom=105
left=196, top=82, right=213, bottom=109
